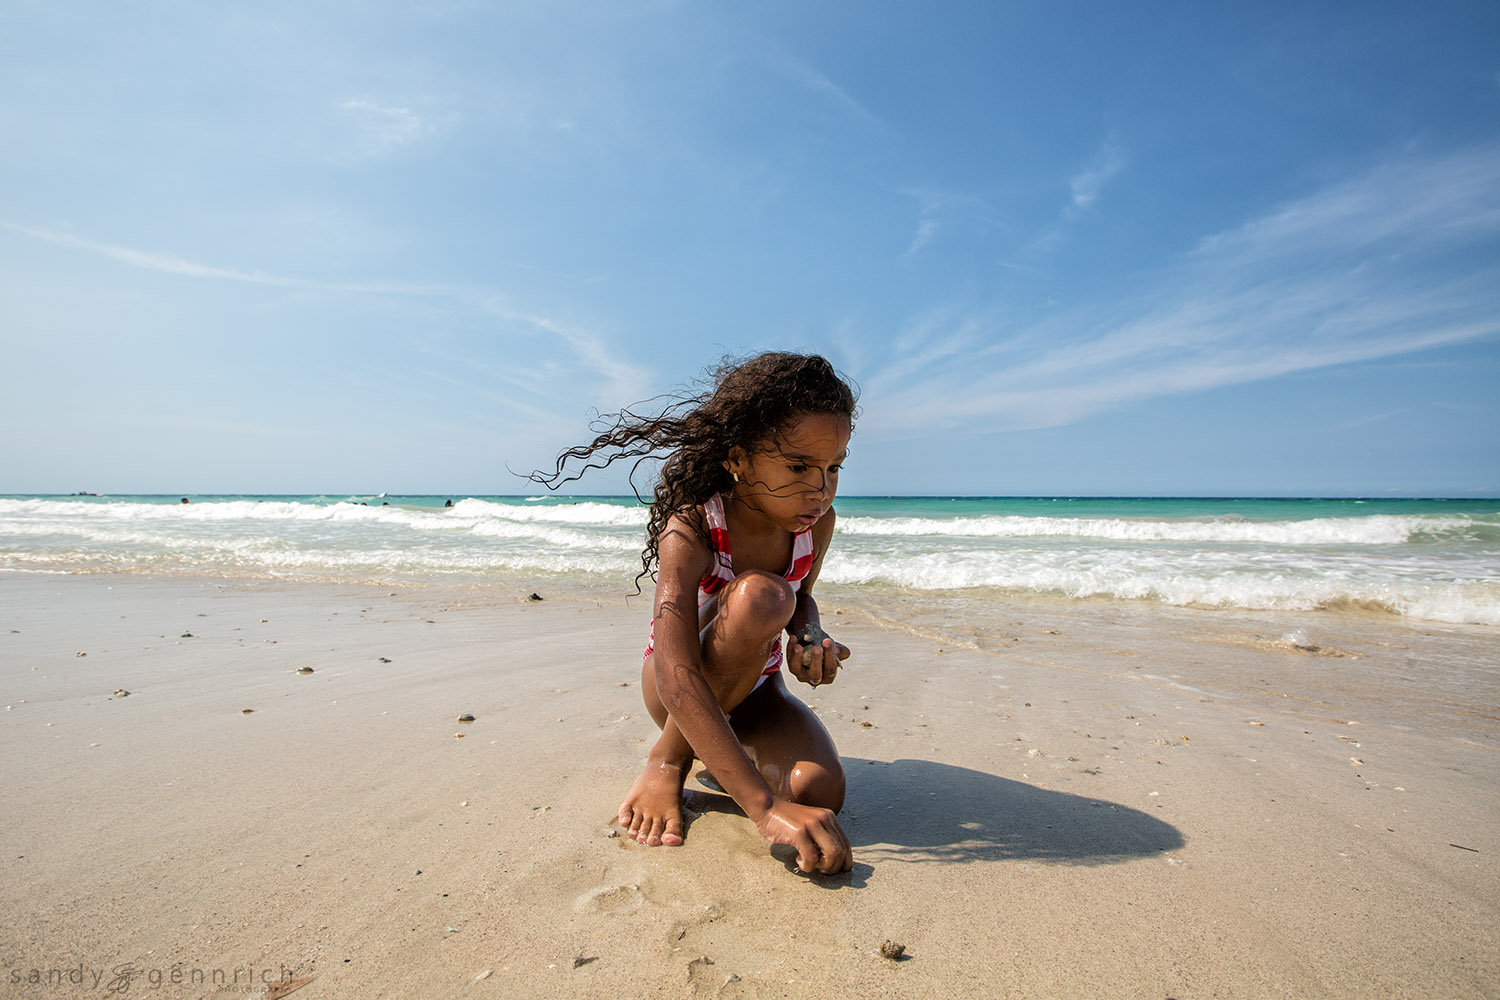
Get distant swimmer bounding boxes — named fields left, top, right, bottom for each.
left=180, top=498, right=190, bottom=504
left=445, top=499, right=454, bottom=507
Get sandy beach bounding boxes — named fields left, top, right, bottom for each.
left=2, top=571, right=1496, bottom=999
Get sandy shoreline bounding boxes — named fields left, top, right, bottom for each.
left=2, top=572, right=1497, bottom=998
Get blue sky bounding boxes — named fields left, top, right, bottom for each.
left=3, top=0, right=1498, bottom=496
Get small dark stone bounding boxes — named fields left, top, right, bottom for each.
left=457, top=713, right=476, bottom=723
left=527, top=593, right=544, bottom=602
left=572, top=955, right=598, bottom=969
left=797, top=622, right=831, bottom=667
left=879, top=940, right=906, bottom=960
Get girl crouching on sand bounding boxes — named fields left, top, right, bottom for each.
left=536, top=352, right=857, bottom=874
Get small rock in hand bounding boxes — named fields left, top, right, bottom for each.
left=798, top=622, right=832, bottom=668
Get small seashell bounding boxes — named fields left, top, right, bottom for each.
left=113, top=689, right=130, bottom=697
left=181, top=632, right=194, bottom=638
left=296, top=667, right=315, bottom=675
left=879, top=940, right=906, bottom=960
left=76, top=651, right=87, bottom=658
left=242, top=709, right=255, bottom=715
left=527, top=592, right=544, bottom=601
left=457, top=713, right=475, bottom=723
left=378, top=657, right=392, bottom=663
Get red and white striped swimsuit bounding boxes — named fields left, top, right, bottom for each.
left=643, top=493, right=818, bottom=686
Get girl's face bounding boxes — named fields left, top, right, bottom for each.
left=726, top=411, right=851, bottom=533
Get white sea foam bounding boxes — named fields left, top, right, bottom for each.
left=4, top=496, right=1498, bottom=624
left=449, top=498, right=646, bottom=526
left=821, top=550, right=1500, bottom=625
left=836, top=513, right=1484, bottom=546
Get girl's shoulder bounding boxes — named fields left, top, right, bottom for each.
left=656, top=501, right=714, bottom=565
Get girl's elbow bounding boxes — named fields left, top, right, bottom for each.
left=651, top=655, right=696, bottom=701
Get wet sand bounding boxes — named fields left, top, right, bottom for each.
left=2, top=572, right=1497, bottom=998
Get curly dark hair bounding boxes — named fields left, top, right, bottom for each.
left=527, top=352, right=859, bottom=588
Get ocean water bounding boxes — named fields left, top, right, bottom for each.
left=1, top=494, right=1498, bottom=626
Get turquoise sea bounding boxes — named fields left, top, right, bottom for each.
left=1, top=494, right=1498, bottom=625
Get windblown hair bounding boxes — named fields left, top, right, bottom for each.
left=529, top=352, right=858, bottom=588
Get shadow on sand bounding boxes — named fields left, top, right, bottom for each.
left=685, top=756, right=1184, bottom=884
left=842, top=757, right=1183, bottom=866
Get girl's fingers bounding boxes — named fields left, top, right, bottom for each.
left=788, top=637, right=845, bottom=686
left=817, top=639, right=837, bottom=684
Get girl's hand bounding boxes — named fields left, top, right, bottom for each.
left=788, top=630, right=850, bottom=688
left=754, top=799, right=853, bottom=874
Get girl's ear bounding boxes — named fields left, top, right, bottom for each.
left=725, top=446, right=748, bottom=480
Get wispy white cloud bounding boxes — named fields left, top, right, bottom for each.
left=905, top=216, right=939, bottom=257
left=0, top=221, right=649, bottom=407
left=900, top=187, right=996, bottom=259
left=341, top=99, right=425, bottom=148
left=860, top=146, right=1500, bottom=437
left=0, top=222, right=439, bottom=293
left=767, top=51, right=890, bottom=133
left=1067, top=140, right=1127, bottom=214
left=335, top=96, right=456, bottom=159
left=1003, top=139, right=1130, bottom=264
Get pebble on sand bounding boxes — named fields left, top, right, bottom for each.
left=879, top=940, right=907, bottom=960
left=296, top=667, right=315, bottom=675
left=457, top=713, right=476, bottom=723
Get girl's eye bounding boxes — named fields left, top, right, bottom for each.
left=788, top=464, right=808, bottom=473
left=829, top=465, right=842, bottom=474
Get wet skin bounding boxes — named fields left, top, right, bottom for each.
left=617, top=412, right=854, bottom=874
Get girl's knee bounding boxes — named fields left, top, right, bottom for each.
left=790, top=758, right=845, bottom=812
left=725, top=570, right=796, bottom=630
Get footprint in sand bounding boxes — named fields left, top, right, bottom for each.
left=575, top=882, right=645, bottom=916
left=687, top=956, right=752, bottom=998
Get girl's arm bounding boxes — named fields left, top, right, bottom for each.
left=786, top=507, right=850, bottom=688
left=649, top=515, right=777, bottom=820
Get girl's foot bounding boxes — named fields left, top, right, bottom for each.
left=618, top=759, right=689, bottom=846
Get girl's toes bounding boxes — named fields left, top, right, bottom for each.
left=644, top=816, right=665, bottom=846
left=661, top=817, right=685, bottom=846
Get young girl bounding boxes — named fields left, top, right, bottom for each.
left=536, top=352, right=857, bottom=875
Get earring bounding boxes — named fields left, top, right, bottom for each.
left=732, top=472, right=740, bottom=483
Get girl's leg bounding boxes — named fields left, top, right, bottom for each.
left=619, top=571, right=796, bottom=846
left=728, top=673, right=845, bottom=811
